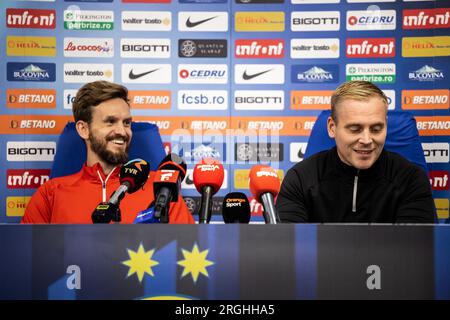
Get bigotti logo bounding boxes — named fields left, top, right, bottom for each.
left=407, top=64, right=446, bottom=82
left=234, top=90, right=284, bottom=111
left=402, top=90, right=449, bottom=110
left=6, top=8, right=56, bottom=29
left=290, top=142, right=308, bottom=163
left=64, top=89, right=77, bottom=110
left=291, top=11, right=340, bottom=31
left=235, top=39, right=284, bottom=58
left=291, top=90, right=333, bottom=110
left=7, top=169, right=50, bottom=189
left=7, top=89, right=56, bottom=109
left=178, top=91, right=228, bottom=110
left=235, top=12, right=285, bottom=32
left=121, top=38, right=170, bottom=58
left=435, top=198, right=449, bottom=220
left=121, top=11, right=171, bottom=31
left=179, top=12, right=228, bottom=32
left=7, top=62, right=56, bottom=82
left=403, top=8, right=450, bottom=29
left=291, top=38, right=339, bottom=59
left=234, top=169, right=284, bottom=189
left=64, top=63, right=113, bottom=83
left=346, top=38, right=395, bottom=58
left=347, top=10, right=396, bottom=31
left=64, top=10, right=114, bottom=30
left=235, top=143, right=284, bottom=162
left=6, top=197, right=31, bottom=217
left=64, top=38, right=114, bottom=58
left=429, top=171, right=449, bottom=191
left=178, top=64, right=228, bottom=84
left=346, top=63, right=396, bottom=84
left=7, top=141, right=56, bottom=162
left=291, top=65, right=338, bottom=83
left=129, top=90, right=171, bottom=109
left=122, top=64, right=171, bottom=84
left=235, top=64, right=285, bottom=84
left=178, top=39, right=227, bottom=58
left=421, top=143, right=449, bottom=163
left=402, top=36, right=450, bottom=57
left=7, top=36, right=56, bottom=57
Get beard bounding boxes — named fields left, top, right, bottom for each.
left=89, top=131, right=130, bottom=166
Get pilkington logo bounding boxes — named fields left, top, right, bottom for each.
left=64, top=10, right=114, bottom=30
left=346, top=63, right=396, bottom=84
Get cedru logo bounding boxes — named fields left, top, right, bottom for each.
left=402, top=36, right=450, bottom=57
left=7, top=36, right=56, bottom=57
left=235, top=12, right=285, bottom=32
left=6, top=196, right=31, bottom=217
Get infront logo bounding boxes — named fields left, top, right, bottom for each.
left=6, top=8, right=56, bottom=29
left=235, top=39, right=284, bottom=58
left=403, top=8, right=450, bottom=29
left=7, top=169, right=50, bottom=189
left=429, top=171, right=449, bottom=191
left=346, top=38, right=395, bottom=58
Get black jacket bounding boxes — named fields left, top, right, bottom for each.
left=276, top=147, right=436, bottom=223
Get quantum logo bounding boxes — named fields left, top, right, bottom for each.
left=178, top=39, right=227, bottom=58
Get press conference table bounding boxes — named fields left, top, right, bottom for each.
left=0, top=224, right=449, bottom=300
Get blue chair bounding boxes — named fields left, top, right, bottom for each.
left=303, top=110, right=428, bottom=173
left=51, top=122, right=166, bottom=178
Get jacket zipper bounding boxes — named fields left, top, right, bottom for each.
left=96, top=167, right=118, bottom=202
left=352, top=170, right=359, bottom=213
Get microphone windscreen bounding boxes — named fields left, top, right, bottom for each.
left=193, top=158, right=224, bottom=194
left=158, top=153, right=187, bottom=181
left=249, top=165, right=280, bottom=200
left=120, top=158, right=150, bottom=193
left=221, top=192, right=251, bottom=223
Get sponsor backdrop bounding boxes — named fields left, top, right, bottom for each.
left=0, top=0, right=449, bottom=223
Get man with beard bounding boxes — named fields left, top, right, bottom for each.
left=22, top=81, right=194, bottom=224
left=276, top=80, right=436, bottom=223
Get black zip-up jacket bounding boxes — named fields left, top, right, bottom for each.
left=276, top=147, right=436, bottom=223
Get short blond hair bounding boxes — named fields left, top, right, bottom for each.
left=331, top=81, right=388, bottom=123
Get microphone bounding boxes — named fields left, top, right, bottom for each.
left=193, top=158, right=224, bottom=224
left=221, top=192, right=251, bottom=223
left=249, top=165, right=280, bottom=224
left=92, top=158, right=150, bottom=223
left=133, top=201, right=159, bottom=224
left=153, top=153, right=186, bottom=223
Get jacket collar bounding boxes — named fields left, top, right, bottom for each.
left=330, top=147, right=387, bottom=179
left=81, top=162, right=120, bottom=182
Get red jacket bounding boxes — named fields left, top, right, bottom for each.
left=21, top=163, right=195, bottom=224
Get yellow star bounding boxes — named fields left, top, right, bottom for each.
left=122, top=243, right=159, bottom=283
left=177, top=243, right=214, bottom=284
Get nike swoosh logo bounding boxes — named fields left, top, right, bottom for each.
left=129, top=68, right=160, bottom=80
left=242, top=69, right=273, bottom=80
left=186, top=16, right=218, bottom=28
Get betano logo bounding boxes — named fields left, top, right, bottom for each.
left=402, top=90, right=449, bottom=110
left=402, top=36, right=450, bottom=57
left=0, top=115, right=72, bottom=134
left=416, top=117, right=450, bottom=136
left=291, top=91, right=333, bottom=110
left=6, top=36, right=56, bottom=57
left=234, top=169, right=284, bottom=190
left=7, top=89, right=56, bottom=109
left=6, top=196, right=31, bottom=217
left=403, top=8, right=450, bottom=30
left=129, top=91, right=171, bottom=109
left=6, top=8, right=56, bottom=29
left=235, top=39, right=284, bottom=58
left=434, top=198, right=449, bottom=220
left=235, top=12, right=285, bottom=32
left=346, top=38, right=395, bottom=58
